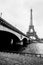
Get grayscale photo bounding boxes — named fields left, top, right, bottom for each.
left=0, top=0, right=43, bottom=65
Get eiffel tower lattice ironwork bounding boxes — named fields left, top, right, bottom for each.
left=26, top=9, right=39, bottom=40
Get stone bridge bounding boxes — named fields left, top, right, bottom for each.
left=0, top=17, right=29, bottom=52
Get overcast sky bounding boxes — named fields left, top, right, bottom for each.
left=0, top=0, right=43, bottom=38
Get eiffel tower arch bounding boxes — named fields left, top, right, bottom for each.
left=26, top=9, right=40, bottom=41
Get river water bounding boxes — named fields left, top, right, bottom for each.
left=35, top=43, right=43, bottom=54
left=23, top=43, right=43, bottom=54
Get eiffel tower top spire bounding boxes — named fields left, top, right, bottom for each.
left=30, top=9, right=33, bottom=26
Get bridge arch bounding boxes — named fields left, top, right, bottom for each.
left=0, top=25, right=29, bottom=41
left=22, top=38, right=28, bottom=47
left=0, top=30, right=21, bottom=51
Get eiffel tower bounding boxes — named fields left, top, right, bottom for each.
left=26, top=9, right=39, bottom=41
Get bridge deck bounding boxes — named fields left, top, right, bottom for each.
left=0, top=17, right=28, bottom=38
